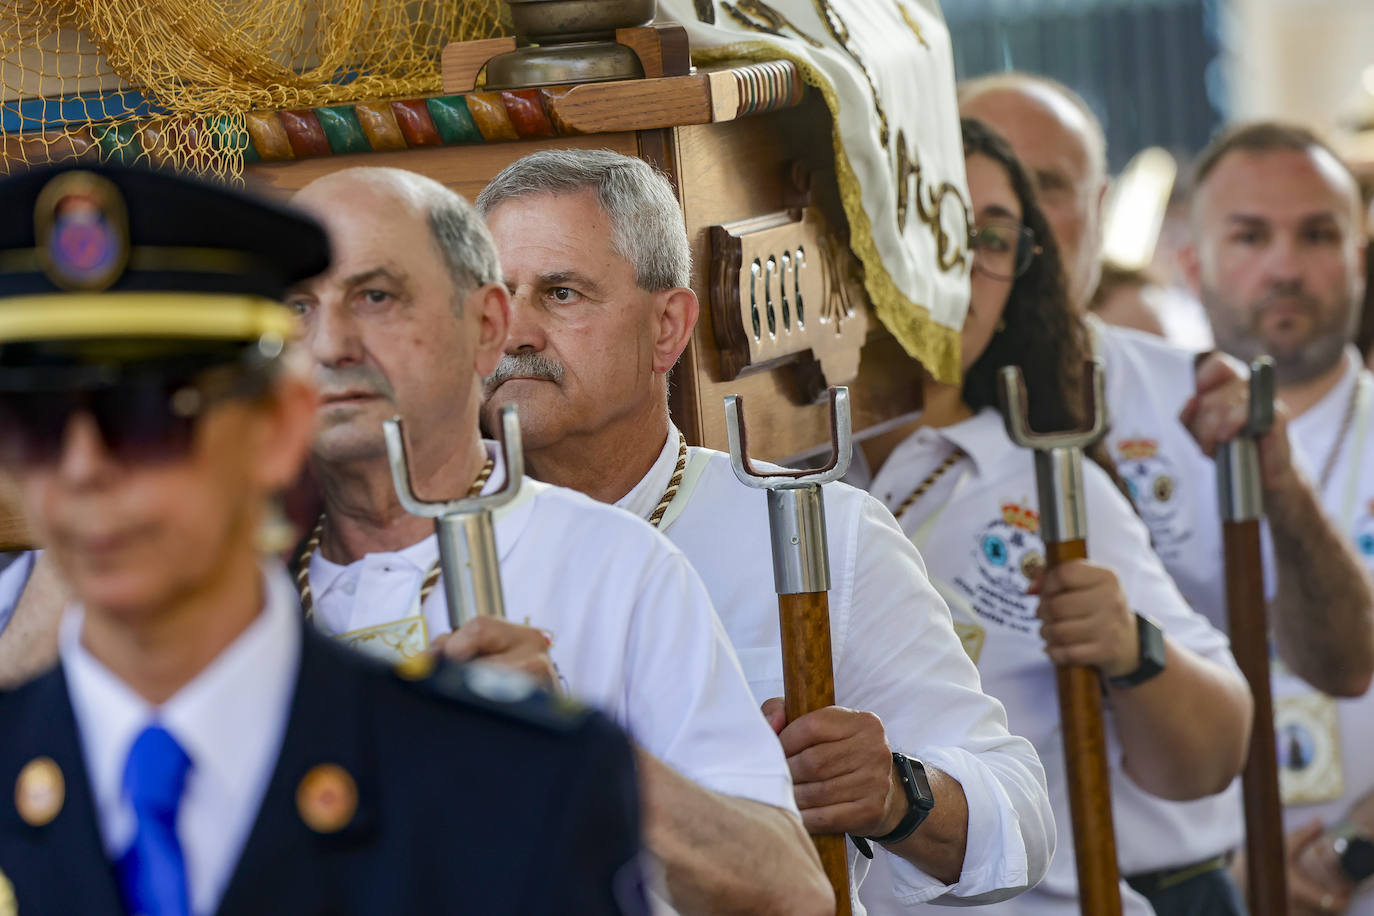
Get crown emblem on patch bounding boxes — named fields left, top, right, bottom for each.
left=1001, top=502, right=1040, bottom=533
left=34, top=170, right=129, bottom=292
left=1117, top=438, right=1159, bottom=461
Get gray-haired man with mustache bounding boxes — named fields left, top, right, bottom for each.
left=285, top=166, right=833, bottom=916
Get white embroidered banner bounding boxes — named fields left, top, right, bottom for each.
left=659, top=0, right=972, bottom=384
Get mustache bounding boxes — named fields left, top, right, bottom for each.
left=484, top=353, right=565, bottom=392
left=1254, top=284, right=1321, bottom=318
left=315, top=365, right=396, bottom=401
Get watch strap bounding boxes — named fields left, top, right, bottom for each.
left=1108, top=613, right=1167, bottom=688
left=852, top=753, right=934, bottom=858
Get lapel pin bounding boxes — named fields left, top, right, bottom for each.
left=15, top=756, right=64, bottom=827
left=296, top=763, right=357, bottom=834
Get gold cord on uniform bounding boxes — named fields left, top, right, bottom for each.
left=892, top=448, right=965, bottom=520
left=295, top=457, right=494, bottom=617
left=647, top=433, right=688, bottom=529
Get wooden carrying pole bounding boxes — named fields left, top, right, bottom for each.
left=725, top=387, right=854, bottom=916
left=1217, top=358, right=1288, bottom=915
left=1000, top=363, right=1123, bottom=916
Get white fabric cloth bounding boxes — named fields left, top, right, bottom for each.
left=60, top=564, right=299, bottom=916
left=618, top=426, right=1054, bottom=912
left=1282, top=347, right=1374, bottom=916
left=868, top=408, right=1243, bottom=915
left=657, top=0, right=970, bottom=382
left=308, top=441, right=797, bottom=818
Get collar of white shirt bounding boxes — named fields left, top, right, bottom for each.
left=886, top=408, right=1007, bottom=479
left=60, top=563, right=301, bottom=916
left=615, top=425, right=679, bottom=521
left=310, top=438, right=528, bottom=603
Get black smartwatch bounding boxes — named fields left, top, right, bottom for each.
left=852, top=753, right=935, bottom=859
left=1335, top=831, right=1374, bottom=884
left=1107, top=613, right=1167, bottom=689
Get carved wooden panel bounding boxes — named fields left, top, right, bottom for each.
left=709, top=205, right=868, bottom=395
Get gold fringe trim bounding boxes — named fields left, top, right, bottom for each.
left=694, top=42, right=961, bottom=385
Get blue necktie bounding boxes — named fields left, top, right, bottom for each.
left=116, top=724, right=193, bottom=916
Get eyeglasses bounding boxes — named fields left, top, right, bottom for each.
left=968, top=218, right=1041, bottom=281
left=0, top=360, right=274, bottom=467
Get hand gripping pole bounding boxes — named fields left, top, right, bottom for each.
left=383, top=404, right=524, bottom=628
left=1217, top=357, right=1288, bottom=916
left=999, top=361, right=1122, bottom=916
left=725, top=387, right=854, bottom=916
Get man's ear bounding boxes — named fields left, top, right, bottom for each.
left=471, top=282, right=512, bottom=379
left=651, top=287, right=699, bottom=375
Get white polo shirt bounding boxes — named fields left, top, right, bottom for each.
left=1279, top=347, right=1374, bottom=916
left=868, top=408, right=1243, bottom=915
left=1091, top=317, right=1233, bottom=631
left=307, top=442, right=798, bottom=820
left=615, top=427, right=1054, bottom=913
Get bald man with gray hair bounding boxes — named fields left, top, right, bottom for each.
left=960, top=73, right=1374, bottom=914
left=285, top=166, right=832, bottom=916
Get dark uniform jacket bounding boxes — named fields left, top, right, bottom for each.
left=0, top=625, right=646, bottom=915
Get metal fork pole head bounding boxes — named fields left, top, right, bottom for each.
left=724, top=387, right=853, bottom=595
left=1217, top=357, right=1276, bottom=524
left=998, top=363, right=1107, bottom=546
left=382, top=405, right=525, bottom=627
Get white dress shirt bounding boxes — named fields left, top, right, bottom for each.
left=60, top=564, right=300, bottom=916
left=1282, top=346, right=1374, bottom=916
left=869, top=408, right=1244, bottom=915
left=617, top=426, right=1055, bottom=912
left=308, top=441, right=798, bottom=818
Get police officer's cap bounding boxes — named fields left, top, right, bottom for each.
left=0, top=163, right=329, bottom=368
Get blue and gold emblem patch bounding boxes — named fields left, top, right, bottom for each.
left=34, top=170, right=129, bottom=292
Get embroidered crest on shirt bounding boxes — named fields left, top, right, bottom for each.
left=1113, top=438, right=1191, bottom=555
left=949, top=501, right=1044, bottom=633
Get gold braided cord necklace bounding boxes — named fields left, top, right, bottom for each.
left=647, top=433, right=689, bottom=529
left=296, top=457, right=494, bottom=618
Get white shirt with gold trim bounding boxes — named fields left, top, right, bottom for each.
left=1279, top=347, right=1374, bottom=916
left=616, top=426, right=1054, bottom=913
left=307, top=441, right=799, bottom=822
left=868, top=408, right=1242, bottom=916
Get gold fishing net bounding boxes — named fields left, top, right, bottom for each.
left=1, top=0, right=507, bottom=180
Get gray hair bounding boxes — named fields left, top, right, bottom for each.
left=475, top=149, right=690, bottom=291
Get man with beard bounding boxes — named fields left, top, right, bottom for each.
left=1184, top=121, right=1374, bottom=916
left=476, top=148, right=1055, bottom=914
left=958, top=75, right=1373, bottom=701
left=284, top=166, right=832, bottom=916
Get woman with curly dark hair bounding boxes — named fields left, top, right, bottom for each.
left=856, top=120, right=1252, bottom=916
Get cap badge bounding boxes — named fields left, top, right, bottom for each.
left=15, top=756, right=64, bottom=827
left=296, top=763, right=357, bottom=834
left=34, top=171, right=129, bottom=292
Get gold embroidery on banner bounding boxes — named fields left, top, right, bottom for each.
left=895, top=2, right=931, bottom=49
left=722, top=0, right=824, bottom=48
left=953, top=621, right=986, bottom=665
left=895, top=130, right=970, bottom=273
left=811, top=0, right=889, bottom=146
left=338, top=616, right=430, bottom=664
